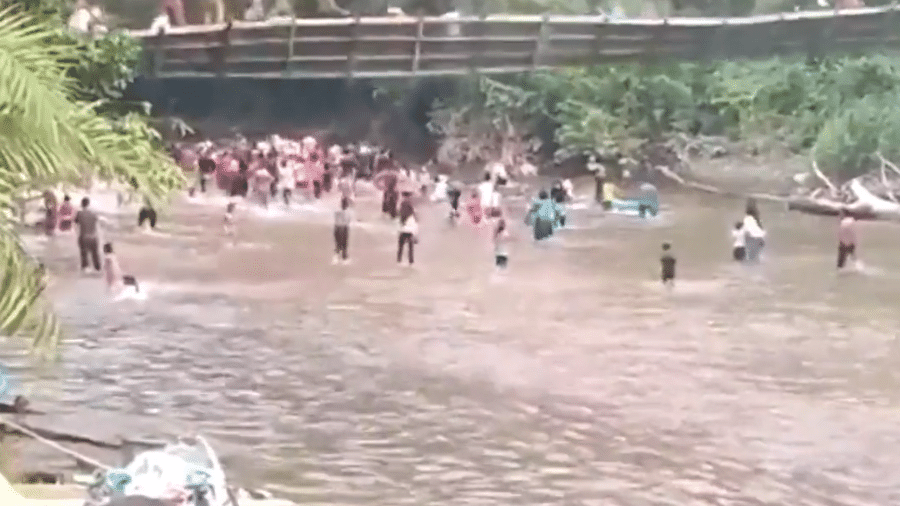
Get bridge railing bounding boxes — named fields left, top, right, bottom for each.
left=128, top=5, right=900, bottom=79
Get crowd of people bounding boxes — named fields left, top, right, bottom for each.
left=170, top=134, right=578, bottom=269
left=32, top=132, right=865, bottom=299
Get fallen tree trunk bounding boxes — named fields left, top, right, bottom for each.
left=651, top=165, right=786, bottom=203
left=786, top=197, right=878, bottom=220
left=0, top=419, right=121, bottom=449
left=847, top=178, right=900, bottom=220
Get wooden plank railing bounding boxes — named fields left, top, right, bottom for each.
left=127, top=5, right=900, bottom=79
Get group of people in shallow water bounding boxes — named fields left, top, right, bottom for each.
left=180, top=134, right=578, bottom=270
left=660, top=197, right=862, bottom=288
left=38, top=193, right=141, bottom=297
left=35, top=133, right=866, bottom=300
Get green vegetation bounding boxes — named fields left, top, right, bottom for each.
left=0, top=3, right=183, bottom=351
left=428, top=55, right=900, bottom=181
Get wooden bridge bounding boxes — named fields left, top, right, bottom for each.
left=128, top=4, right=900, bottom=80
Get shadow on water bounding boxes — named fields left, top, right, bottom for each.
left=5, top=191, right=900, bottom=505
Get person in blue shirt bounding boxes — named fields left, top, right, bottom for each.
left=526, top=190, right=561, bottom=240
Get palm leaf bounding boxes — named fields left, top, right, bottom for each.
left=0, top=7, right=184, bottom=351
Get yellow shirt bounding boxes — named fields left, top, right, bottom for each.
left=602, top=182, right=619, bottom=202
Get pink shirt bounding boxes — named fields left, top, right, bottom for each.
left=58, top=201, right=74, bottom=221
left=838, top=216, right=856, bottom=245
left=252, top=168, right=273, bottom=191
left=103, top=253, right=122, bottom=287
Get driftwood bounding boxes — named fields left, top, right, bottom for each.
left=786, top=174, right=900, bottom=221
left=811, top=159, right=838, bottom=197
left=651, top=165, right=786, bottom=203
left=0, top=419, right=121, bottom=450
left=786, top=198, right=878, bottom=219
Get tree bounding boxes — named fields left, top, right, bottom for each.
left=0, top=9, right=183, bottom=352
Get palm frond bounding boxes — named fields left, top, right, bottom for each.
left=0, top=222, right=59, bottom=355
left=0, top=8, right=184, bottom=351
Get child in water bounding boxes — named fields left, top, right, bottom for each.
left=660, top=242, right=675, bottom=288
left=493, top=217, right=510, bottom=270
left=447, top=182, right=462, bottom=224
left=223, top=202, right=236, bottom=244
left=102, top=243, right=139, bottom=295
left=333, top=196, right=353, bottom=264
left=465, top=190, right=483, bottom=225
left=731, top=221, right=746, bottom=261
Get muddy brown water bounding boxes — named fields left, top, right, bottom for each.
left=4, top=183, right=900, bottom=505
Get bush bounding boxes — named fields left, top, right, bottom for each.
left=426, top=54, right=900, bottom=182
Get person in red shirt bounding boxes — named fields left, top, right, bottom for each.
left=57, top=195, right=75, bottom=232
left=465, top=189, right=483, bottom=225
left=373, top=159, right=399, bottom=219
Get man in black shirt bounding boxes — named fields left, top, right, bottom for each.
left=74, top=197, right=101, bottom=273
left=446, top=183, right=462, bottom=224
left=660, top=242, right=675, bottom=288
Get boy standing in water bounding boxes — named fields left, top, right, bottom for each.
left=493, top=217, right=510, bottom=270
left=660, top=242, right=676, bottom=288
left=333, top=196, right=353, bottom=264
left=223, top=202, right=236, bottom=245
left=447, top=182, right=462, bottom=224
left=731, top=221, right=746, bottom=261
left=837, top=208, right=858, bottom=270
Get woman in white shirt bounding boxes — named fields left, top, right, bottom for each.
left=397, top=196, right=418, bottom=266
left=478, top=173, right=495, bottom=218
left=742, top=203, right=765, bottom=263
left=277, top=159, right=295, bottom=206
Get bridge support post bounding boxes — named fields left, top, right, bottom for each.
left=284, top=12, right=297, bottom=77
left=347, top=15, right=361, bottom=83
left=412, top=14, right=424, bottom=77
left=806, top=5, right=839, bottom=64
left=591, top=15, right=606, bottom=65
left=467, top=11, right=488, bottom=77
left=882, top=0, right=900, bottom=50
left=151, top=28, right=167, bottom=78
left=646, top=15, right=667, bottom=64
left=698, top=18, right=728, bottom=62
left=533, top=14, right=550, bottom=70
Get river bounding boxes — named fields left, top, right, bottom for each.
left=4, top=183, right=900, bottom=505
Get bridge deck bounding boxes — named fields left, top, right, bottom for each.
left=128, top=6, right=900, bottom=79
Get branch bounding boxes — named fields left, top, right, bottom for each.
left=878, top=156, right=898, bottom=202
left=811, top=158, right=838, bottom=197
left=877, top=152, right=900, bottom=178
left=652, top=165, right=785, bottom=202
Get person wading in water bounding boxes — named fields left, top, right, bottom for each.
left=837, top=208, right=859, bottom=271
left=526, top=190, right=561, bottom=241
left=397, top=192, right=418, bottom=266
left=74, top=197, right=101, bottom=273
left=742, top=200, right=765, bottom=263
left=333, top=196, right=353, bottom=264
left=138, top=196, right=157, bottom=232
left=587, top=155, right=605, bottom=204
left=374, top=158, right=400, bottom=219
left=277, top=158, right=295, bottom=206
left=58, top=195, right=75, bottom=233
left=42, top=191, right=58, bottom=238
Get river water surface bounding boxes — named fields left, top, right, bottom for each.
left=4, top=184, right=900, bottom=505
